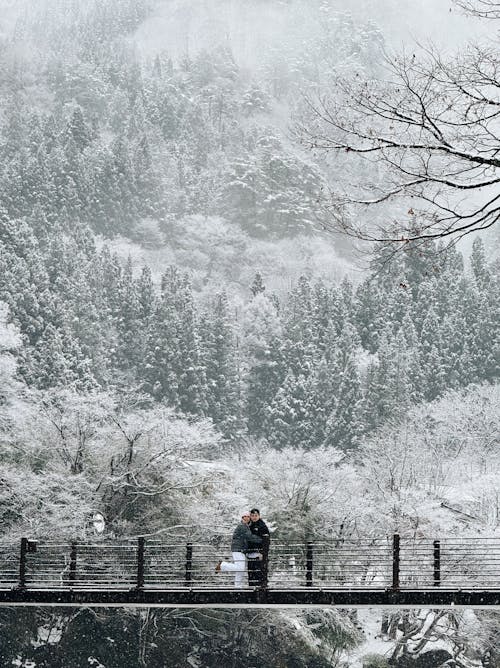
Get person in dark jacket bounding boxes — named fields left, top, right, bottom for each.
left=215, top=512, right=262, bottom=587
left=247, top=508, right=270, bottom=587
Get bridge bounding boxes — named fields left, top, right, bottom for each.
left=0, top=535, right=498, bottom=608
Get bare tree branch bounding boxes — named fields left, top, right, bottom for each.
left=454, top=0, right=500, bottom=19
left=299, top=38, right=500, bottom=246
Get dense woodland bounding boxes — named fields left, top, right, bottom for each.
left=2, top=219, right=498, bottom=447
left=0, top=0, right=499, bottom=667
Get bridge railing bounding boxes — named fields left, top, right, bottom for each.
left=0, top=543, right=18, bottom=590
left=1, top=535, right=498, bottom=591
left=267, top=539, right=394, bottom=589
left=399, top=537, right=500, bottom=589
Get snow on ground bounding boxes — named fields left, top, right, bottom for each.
left=344, top=609, right=392, bottom=667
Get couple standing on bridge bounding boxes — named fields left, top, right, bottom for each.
left=215, top=509, right=270, bottom=588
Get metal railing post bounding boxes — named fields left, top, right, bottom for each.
left=392, top=534, right=400, bottom=591
left=69, top=542, right=77, bottom=584
left=136, top=537, right=145, bottom=590
left=185, top=542, right=193, bottom=585
left=18, top=537, right=28, bottom=589
left=433, top=540, right=441, bottom=587
left=261, top=535, right=270, bottom=589
left=306, top=542, right=313, bottom=587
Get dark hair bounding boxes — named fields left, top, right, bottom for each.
left=250, top=508, right=260, bottom=514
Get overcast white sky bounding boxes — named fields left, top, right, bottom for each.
left=0, top=0, right=491, bottom=65
left=135, top=0, right=491, bottom=64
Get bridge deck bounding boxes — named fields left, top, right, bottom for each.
left=1, top=587, right=498, bottom=608
left=0, top=536, right=498, bottom=608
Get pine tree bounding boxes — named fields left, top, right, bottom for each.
left=242, top=292, right=285, bottom=438
left=144, top=278, right=181, bottom=407
left=134, top=264, right=157, bottom=372
left=68, top=246, right=117, bottom=384
left=324, top=324, right=363, bottom=450
left=421, top=344, right=447, bottom=401
left=0, top=218, right=54, bottom=346
left=311, top=279, right=333, bottom=355
left=200, top=291, right=241, bottom=437
left=401, top=238, right=442, bottom=293
left=264, top=370, right=312, bottom=449
left=0, top=301, right=22, bottom=424
left=418, top=305, right=447, bottom=401
left=468, top=285, right=500, bottom=382
left=114, top=256, right=142, bottom=380
left=132, top=134, right=163, bottom=222
left=136, top=265, right=156, bottom=324
left=144, top=267, right=206, bottom=415
left=306, top=357, right=335, bottom=448
left=354, top=279, right=385, bottom=353
left=470, top=237, right=491, bottom=289
left=412, top=278, right=439, bottom=335
left=401, top=313, right=423, bottom=403
left=25, top=324, right=77, bottom=389
left=282, top=275, right=317, bottom=377
left=363, top=327, right=413, bottom=429
left=173, top=272, right=207, bottom=416
left=65, top=105, right=93, bottom=151
left=250, top=272, right=266, bottom=298
left=440, top=314, right=470, bottom=389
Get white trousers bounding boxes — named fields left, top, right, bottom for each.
left=220, top=551, right=247, bottom=587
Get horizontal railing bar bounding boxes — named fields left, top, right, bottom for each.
left=8, top=542, right=500, bottom=551
left=5, top=536, right=499, bottom=598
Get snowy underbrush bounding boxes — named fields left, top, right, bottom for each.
left=346, top=607, right=498, bottom=668
left=101, top=215, right=354, bottom=299
left=197, top=383, right=500, bottom=542
left=1, top=377, right=498, bottom=547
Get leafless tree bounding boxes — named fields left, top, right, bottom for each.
left=455, top=0, right=500, bottom=19
left=300, top=8, right=500, bottom=248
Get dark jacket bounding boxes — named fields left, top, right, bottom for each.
left=231, top=522, right=262, bottom=553
left=250, top=518, right=270, bottom=539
